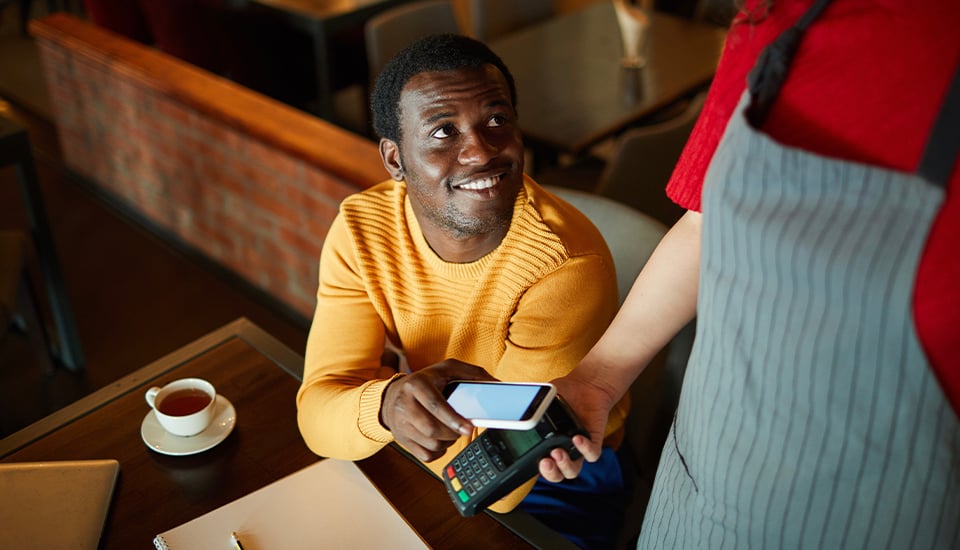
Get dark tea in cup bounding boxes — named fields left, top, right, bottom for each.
left=158, top=388, right=212, bottom=416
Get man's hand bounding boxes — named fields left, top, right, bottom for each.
left=381, top=359, right=496, bottom=462
left=538, top=374, right=614, bottom=482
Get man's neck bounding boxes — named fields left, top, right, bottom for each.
left=418, top=221, right=509, bottom=263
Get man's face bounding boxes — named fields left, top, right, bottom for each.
left=387, top=65, right=524, bottom=241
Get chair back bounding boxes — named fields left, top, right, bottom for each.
left=468, top=0, right=554, bottom=42
left=364, top=0, right=461, bottom=82
left=0, top=231, right=27, bottom=330
left=694, top=0, right=739, bottom=27
left=544, top=185, right=666, bottom=305
left=595, top=92, right=706, bottom=226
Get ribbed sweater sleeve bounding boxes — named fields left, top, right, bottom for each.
left=297, top=176, right=624, bottom=512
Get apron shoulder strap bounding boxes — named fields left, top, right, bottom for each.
left=918, top=63, right=960, bottom=188
left=745, top=0, right=833, bottom=128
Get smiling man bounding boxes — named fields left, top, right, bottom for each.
left=297, top=34, right=629, bottom=548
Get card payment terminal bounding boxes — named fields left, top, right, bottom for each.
left=441, top=396, right=588, bottom=516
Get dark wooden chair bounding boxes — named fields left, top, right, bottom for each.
left=0, top=114, right=83, bottom=370
left=693, top=0, right=739, bottom=27
left=593, top=92, right=706, bottom=226
left=0, top=231, right=29, bottom=337
left=0, top=231, right=55, bottom=368
left=468, top=0, right=554, bottom=42
left=538, top=92, right=706, bottom=227
left=364, top=0, right=461, bottom=83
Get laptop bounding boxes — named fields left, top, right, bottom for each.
left=0, top=459, right=119, bottom=550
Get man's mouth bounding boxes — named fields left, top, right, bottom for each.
left=454, top=174, right=503, bottom=190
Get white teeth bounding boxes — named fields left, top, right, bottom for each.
left=457, top=176, right=499, bottom=190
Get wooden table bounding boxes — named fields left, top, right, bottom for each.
left=0, top=318, right=570, bottom=549
left=228, top=0, right=413, bottom=123
left=490, top=2, right=726, bottom=165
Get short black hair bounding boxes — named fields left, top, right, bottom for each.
left=370, top=33, right=517, bottom=143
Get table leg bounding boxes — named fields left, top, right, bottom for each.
left=310, top=20, right=336, bottom=122
left=1, top=117, right=84, bottom=370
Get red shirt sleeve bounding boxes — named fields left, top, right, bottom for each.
left=664, top=2, right=785, bottom=212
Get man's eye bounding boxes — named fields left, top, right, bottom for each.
left=487, top=114, right=508, bottom=127
left=432, top=124, right=457, bottom=139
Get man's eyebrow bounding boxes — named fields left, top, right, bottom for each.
left=420, top=95, right=512, bottom=125
left=424, top=111, right=454, bottom=124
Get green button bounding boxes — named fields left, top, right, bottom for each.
left=458, top=490, right=469, bottom=503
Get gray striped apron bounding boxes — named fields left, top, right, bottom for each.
left=638, top=1, right=960, bottom=548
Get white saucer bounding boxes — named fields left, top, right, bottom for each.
left=141, top=395, right=236, bottom=456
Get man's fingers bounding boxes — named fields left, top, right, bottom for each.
left=538, top=456, right=565, bottom=483
left=397, top=436, right=446, bottom=463
left=400, top=373, right=473, bottom=436
left=392, top=414, right=462, bottom=461
left=382, top=361, right=495, bottom=462
left=386, top=377, right=465, bottom=436
left=572, top=433, right=603, bottom=463
left=538, top=447, right=584, bottom=482
left=395, top=409, right=462, bottom=446
left=434, top=360, right=498, bottom=383
left=551, top=447, right=585, bottom=479
left=421, top=394, right=473, bottom=436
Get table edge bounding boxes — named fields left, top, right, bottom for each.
left=0, top=317, right=302, bottom=458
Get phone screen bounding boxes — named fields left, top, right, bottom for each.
left=445, top=382, right=548, bottom=421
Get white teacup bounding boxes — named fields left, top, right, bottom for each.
left=145, top=378, right=217, bottom=437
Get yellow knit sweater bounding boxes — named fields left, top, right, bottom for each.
left=297, top=175, right=628, bottom=512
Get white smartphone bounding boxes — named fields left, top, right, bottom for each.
left=442, top=381, right=557, bottom=430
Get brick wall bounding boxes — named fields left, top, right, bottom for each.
left=30, top=14, right=385, bottom=317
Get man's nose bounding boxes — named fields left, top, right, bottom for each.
left=458, top=129, right=498, bottom=165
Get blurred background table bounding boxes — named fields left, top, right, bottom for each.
left=490, top=1, right=726, bottom=168
left=0, top=318, right=567, bottom=549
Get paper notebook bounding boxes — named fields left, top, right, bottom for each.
left=152, top=458, right=429, bottom=550
left=0, top=459, right=119, bottom=550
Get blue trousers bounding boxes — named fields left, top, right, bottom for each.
left=519, top=447, right=627, bottom=549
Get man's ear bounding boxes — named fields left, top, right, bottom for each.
left=380, top=138, right=404, bottom=181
